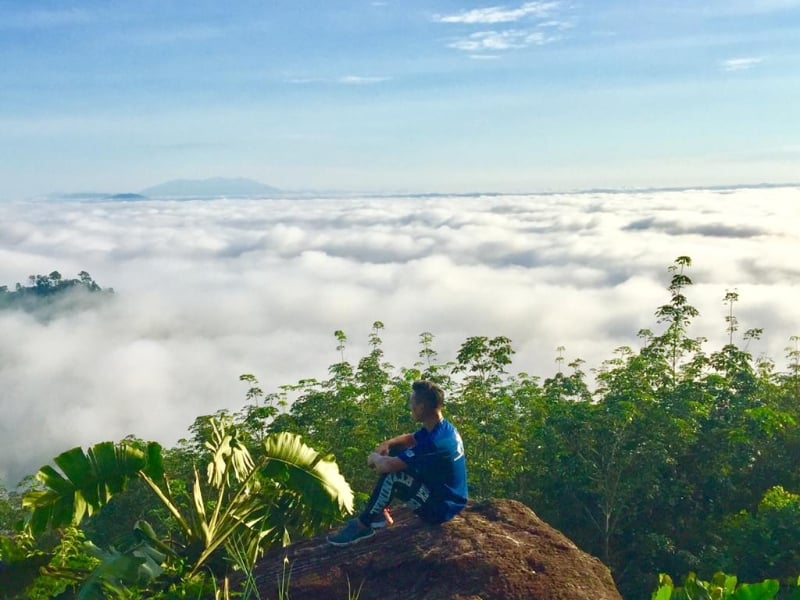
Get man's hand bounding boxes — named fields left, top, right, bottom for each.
left=375, top=441, right=391, bottom=456
left=367, top=452, right=381, bottom=470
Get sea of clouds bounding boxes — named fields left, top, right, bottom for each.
left=1, top=186, right=798, bottom=486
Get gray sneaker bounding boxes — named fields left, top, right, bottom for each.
left=327, top=518, right=376, bottom=547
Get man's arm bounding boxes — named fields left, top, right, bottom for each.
left=368, top=432, right=416, bottom=473
left=375, top=433, right=416, bottom=456
left=367, top=452, right=407, bottom=474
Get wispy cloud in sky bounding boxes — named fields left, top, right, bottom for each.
left=721, top=56, right=764, bottom=71
left=448, top=29, right=557, bottom=51
left=435, top=2, right=559, bottom=24
left=436, top=1, right=568, bottom=55
left=1, top=187, right=798, bottom=486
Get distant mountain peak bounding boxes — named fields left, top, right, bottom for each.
left=140, top=177, right=281, bottom=198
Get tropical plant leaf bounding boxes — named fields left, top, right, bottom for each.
left=77, top=540, right=164, bottom=600
left=143, top=442, right=165, bottom=481
left=255, top=432, right=353, bottom=537
left=652, top=573, right=674, bottom=600
left=90, top=442, right=129, bottom=497
left=54, top=448, right=96, bottom=500
left=261, top=432, right=353, bottom=513
left=23, top=471, right=78, bottom=535
left=205, top=419, right=254, bottom=488
left=22, top=441, right=159, bottom=536
left=133, top=520, right=178, bottom=557
left=35, top=465, right=73, bottom=495
left=732, top=579, right=780, bottom=600
left=192, top=471, right=210, bottom=545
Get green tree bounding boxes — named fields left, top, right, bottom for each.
left=651, top=256, right=704, bottom=385
left=0, top=484, right=23, bottom=535
left=450, top=336, right=519, bottom=499
left=271, top=327, right=410, bottom=497
left=0, top=270, right=112, bottom=315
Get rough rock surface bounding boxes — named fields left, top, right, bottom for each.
left=250, top=499, right=622, bottom=600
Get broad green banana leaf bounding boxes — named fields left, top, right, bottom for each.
left=251, top=432, right=354, bottom=540
left=22, top=441, right=164, bottom=536
left=260, top=432, right=353, bottom=512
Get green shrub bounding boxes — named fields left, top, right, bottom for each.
left=719, top=486, right=800, bottom=583
left=652, top=572, right=780, bottom=600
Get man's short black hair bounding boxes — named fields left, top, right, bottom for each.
left=411, top=380, right=444, bottom=412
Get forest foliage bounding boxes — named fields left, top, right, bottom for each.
left=0, top=271, right=113, bottom=316
left=1, top=257, right=799, bottom=599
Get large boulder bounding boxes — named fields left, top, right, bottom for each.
left=250, top=499, right=622, bottom=600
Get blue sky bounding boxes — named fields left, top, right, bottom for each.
left=1, top=0, right=799, bottom=198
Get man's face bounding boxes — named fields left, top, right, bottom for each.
left=408, top=393, right=425, bottom=422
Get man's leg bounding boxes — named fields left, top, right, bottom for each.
left=327, top=472, right=409, bottom=546
left=328, top=470, right=442, bottom=546
left=359, top=470, right=441, bottom=525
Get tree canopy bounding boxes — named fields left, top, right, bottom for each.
left=0, top=271, right=113, bottom=316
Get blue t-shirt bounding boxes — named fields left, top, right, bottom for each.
left=398, top=419, right=468, bottom=522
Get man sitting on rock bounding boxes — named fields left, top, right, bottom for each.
left=328, top=380, right=468, bottom=546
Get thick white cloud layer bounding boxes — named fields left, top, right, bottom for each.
left=1, top=187, right=799, bottom=485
